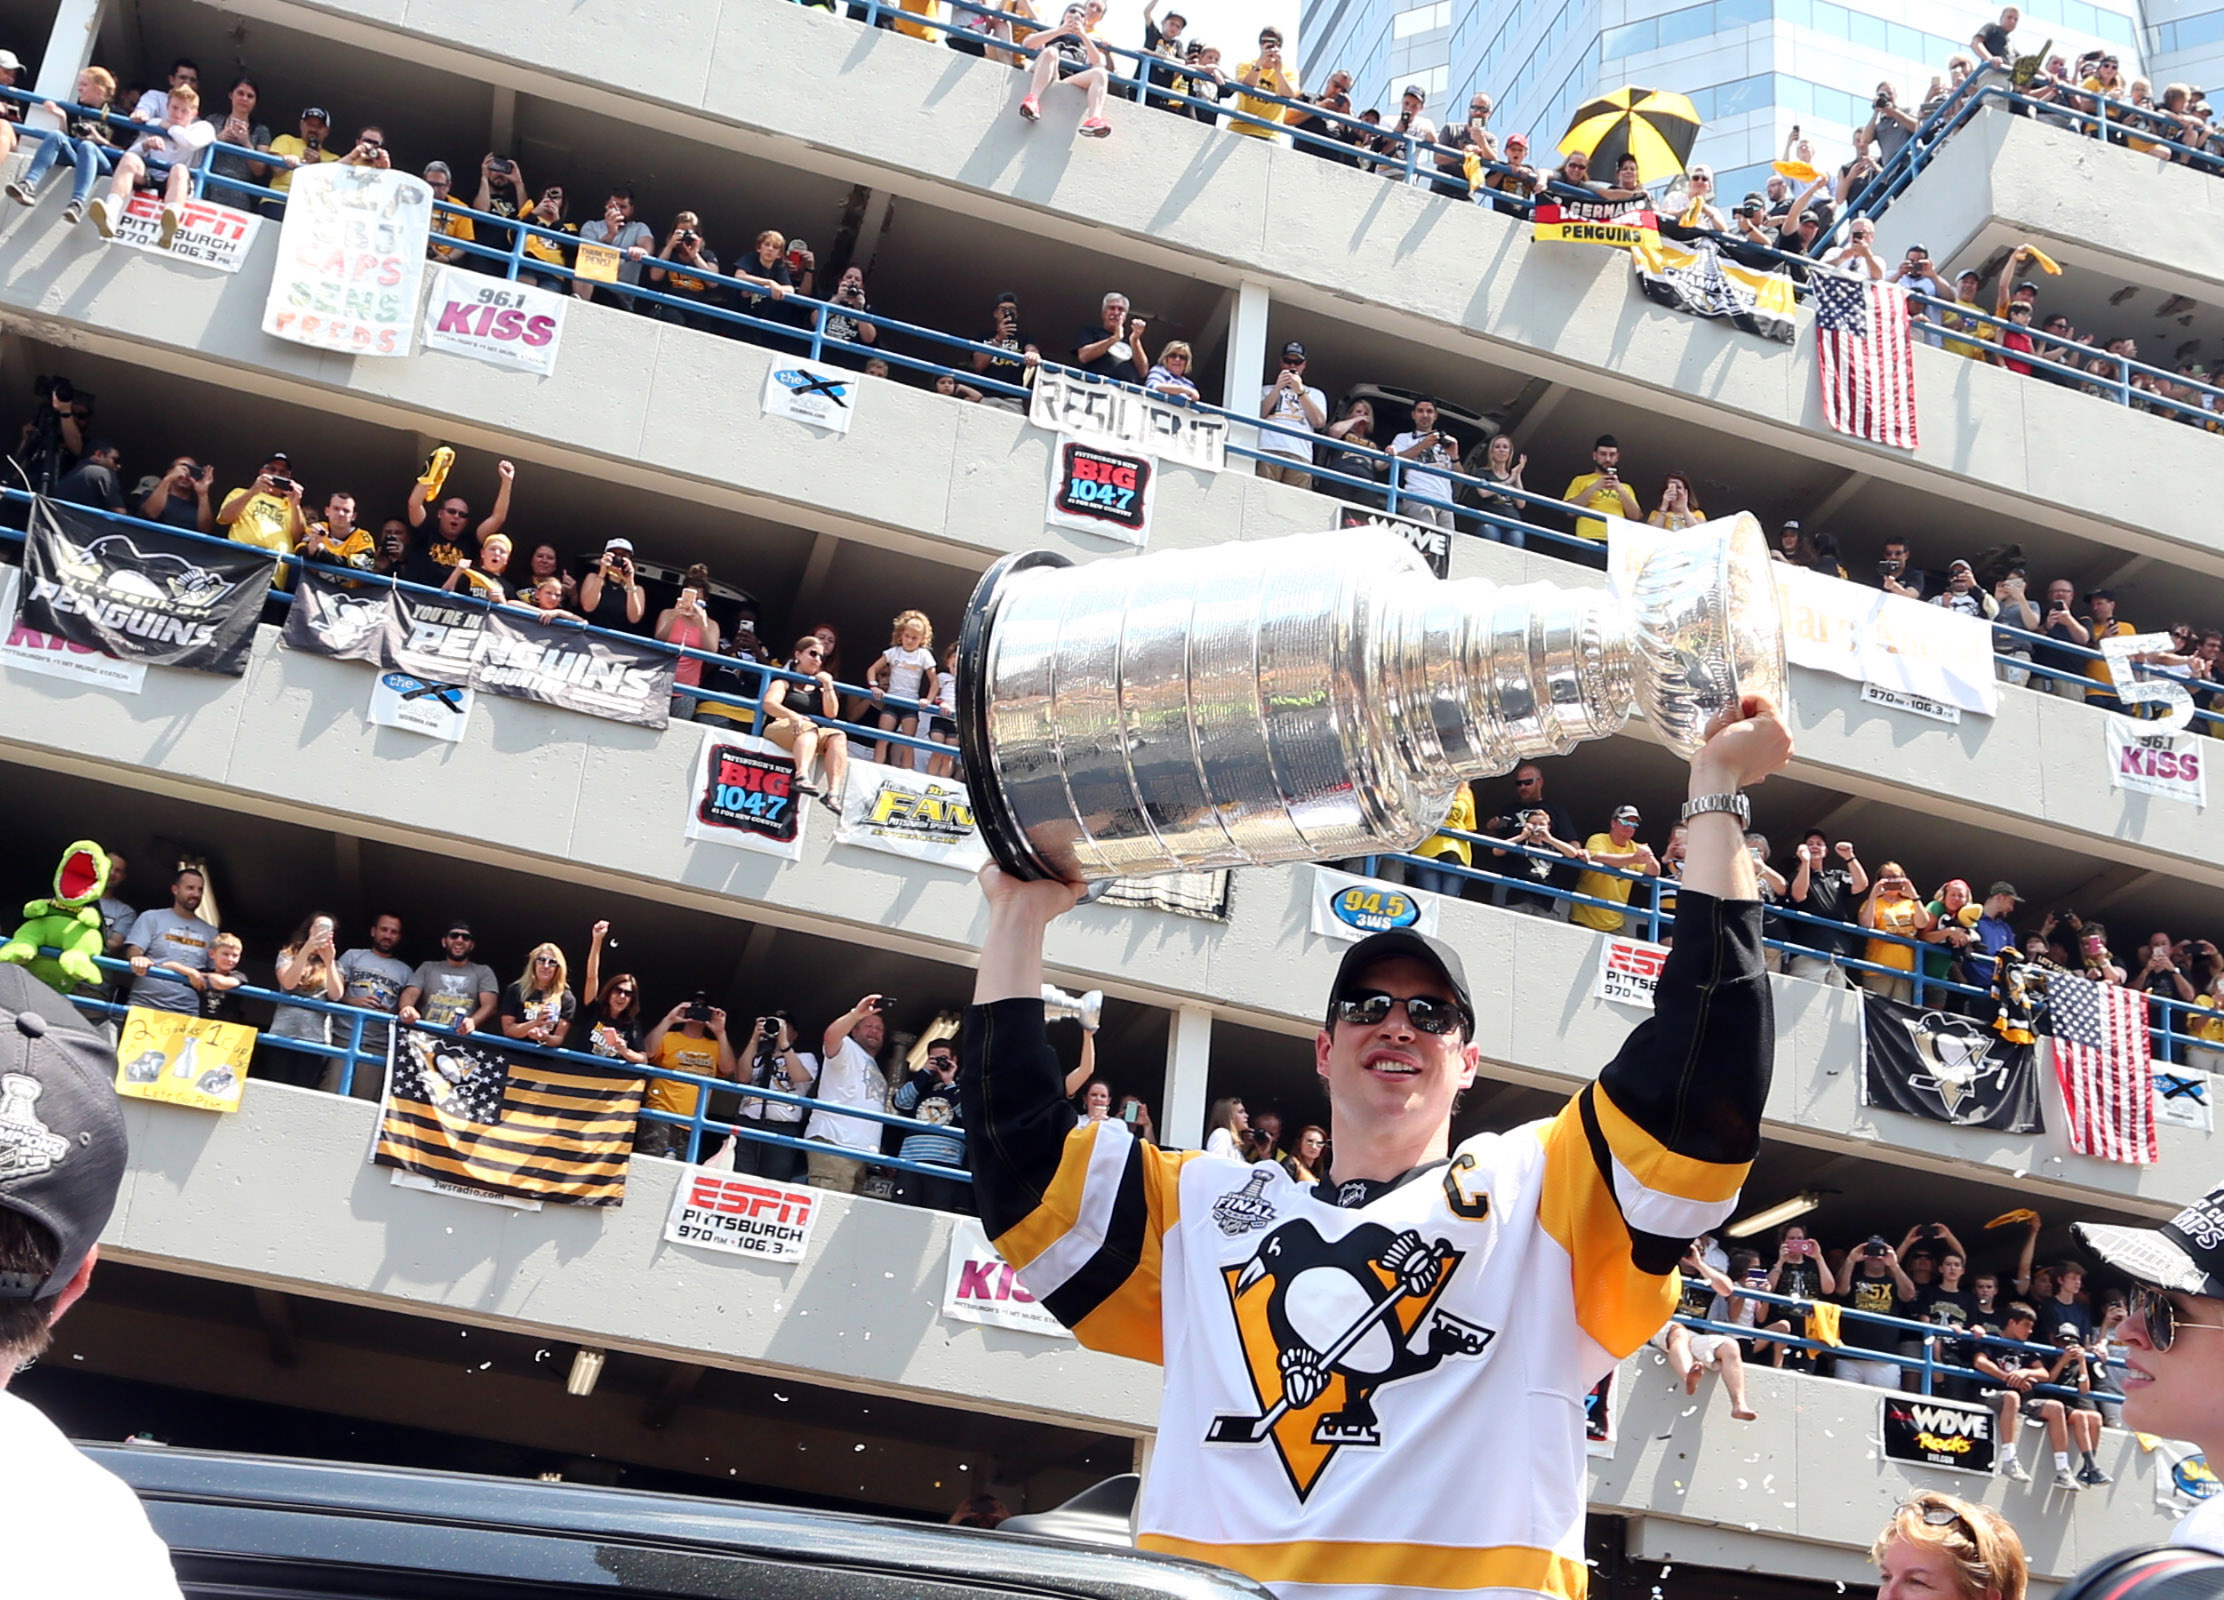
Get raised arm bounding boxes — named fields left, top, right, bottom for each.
left=963, top=867, right=1185, bottom=1361
left=1538, top=697, right=1788, bottom=1355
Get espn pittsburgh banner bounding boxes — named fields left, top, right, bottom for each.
left=1861, top=993, right=2044, bottom=1134
left=284, top=570, right=673, bottom=727
left=21, top=496, right=273, bottom=675
left=1531, top=200, right=1659, bottom=250
left=374, top=1024, right=645, bottom=1207
left=1633, top=237, right=1796, bottom=344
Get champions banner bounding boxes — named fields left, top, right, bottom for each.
left=374, top=1024, right=645, bottom=1207
left=833, top=759, right=990, bottom=872
left=21, top=496, right=272, bottom=675
left=262, top=163, right=433, bottom=356
left=1531, top=200, right=1659, bottom=250
left=114, top=1007, right=256, bottom=1113
left=1030, top=365, right=1226, bottom=473
left=684, top=729, right=805, bottom=861
left=1633, top=237, right=1797, bottom=345
left=283, top=571, right=672, bottom=727
left=1861, top=993, right=2045, bottom=1134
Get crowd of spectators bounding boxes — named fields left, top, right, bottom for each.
left=1673, top=1209, right=2131, bottom=1491
left=1357, top=760, right=2224, bottom=1058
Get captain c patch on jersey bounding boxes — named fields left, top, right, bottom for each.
left=1210, top=1218, right=1495, bottom=1499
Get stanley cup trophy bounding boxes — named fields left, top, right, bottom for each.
left=954, top=515, right=1786, bottom=884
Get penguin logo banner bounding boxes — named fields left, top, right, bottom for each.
left=1210, top=1219, right=1494, bottom=1499
left=1860, top=993, right=2043, bottom=1134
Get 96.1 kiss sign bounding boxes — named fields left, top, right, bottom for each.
left=421, top=265, right=568, bottom=376
left=1045, top=440, right=1156, bottom=547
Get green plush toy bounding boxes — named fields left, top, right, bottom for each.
left=0, top=840, right=112, bottom=993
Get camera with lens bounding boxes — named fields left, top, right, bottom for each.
left=1875, top=91, right=1894, bottom=109
left=1863, top=1235, right=1890, bottom=1257
left=677, top=229, right=698, bottom=245
left=33, top=374, right=76, bottom=406
left=267, top=475, right=299, bottom=496
left=489, top=155, right=513, bottom=174
left=1877, top=557, right=1902, bottom=576
left=685, top=989, right=713, bottom=1024
left=873, top=995, right=897, bottom=1013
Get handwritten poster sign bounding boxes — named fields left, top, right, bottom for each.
left=262, top=164, right=433, bottom=356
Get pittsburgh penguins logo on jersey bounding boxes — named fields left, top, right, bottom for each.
left=1209, top=1218, right=1495, bottom=1499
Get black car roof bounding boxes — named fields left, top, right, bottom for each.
left=94, top=1443, right=1272, bottom=1600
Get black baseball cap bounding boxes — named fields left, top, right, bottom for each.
left=1329, top=929, right=1475, bottom=1035
left=0, top=964, right=129, bottom=1301
left=1281, top=339, right=1307, bottom=359
left=444, top=920, right=475, bottom=938
left=300, top=106, right=329, bottom=123
left=2086, top=588, right=2116, bottom=603
left=2074, top=1185, right=2224, bottom=1301
left=264, top=450, right=292, bottom=466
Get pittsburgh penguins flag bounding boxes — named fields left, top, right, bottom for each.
left=373, top=1024, right=646, bottom=1206
left=1861, top=993, right=2044, bottom=1134
left=1633, top=237, right=1798, bottom=345
left=22, top=495, right=273, bottom=674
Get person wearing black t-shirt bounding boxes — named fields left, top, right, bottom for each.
left=499, top=944, right=578, bottom=1053
left=474, top=154, right=527, bottom=262
left=1971, top=7, right=2018, bottom=70
left=137, top=456, right=215, bottom=533
left=578, top=538, right=649, bottom=636
left=578, top=922, right=650, bottom=1066
left=2035, top=1259, right=2095, bottom=1347
left=975, top=293, right=1040, bottom=411
left=1481, top=763, right=1581, bottom=916
left=1764, top=1225, right=1836, bottom=1370
left=1910, top=1253, right=1982, bottom=1396
left=54, top=440, right=125, bottom=515
left=1073, top=291, right=1150, bottom=383
left=1833, top=1239, right=1915, bottom=1387
left=1788, top=830, right=1868, bottom=984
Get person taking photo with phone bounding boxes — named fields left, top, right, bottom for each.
left=640, top=990, right=742, bottom=1163
left=579, top=536, right=648, bottom=634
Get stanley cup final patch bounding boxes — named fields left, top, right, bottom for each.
left=0, top=1074, right=71, bottom=1179
left=1212, top=1169, right=1279, bottom=1236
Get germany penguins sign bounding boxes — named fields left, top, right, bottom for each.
left=1211, top=1217, right=1495, bottom=1499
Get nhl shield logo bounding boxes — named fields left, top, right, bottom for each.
left=1208, top=1218, right=1494, bottom=1499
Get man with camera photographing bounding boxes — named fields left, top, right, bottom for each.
left=647, top=211, right=723, bottom=331
left=1483, top=763, right=1580, bottom=917
left=575, top=186, right=654, bottom=308
left=1258, top=341, right=1329, bottom=491
left=218, top=453, right=309, bottom=592
left=473, top=153, right=528, bottom=262
left=1867, top=537, right=1930, bottom=601
left=640, top=996, right=743, bottom=1164
left=820, top=264, right=879, bottom=371
left=1857, top=82, right=1919, bottom=166
left=1564, top=435, right=1641, bottom=558
left=806, top=993, right=895, bottom=1194
left=260, top=106, right=337, bottom=219
left=892, top=1035, right=968, bottom=1212
left=974, top=292, right=1039, bottom=408
left=1231, top=27, right=1298, bottom=141
left=137, top=456, right=216, bottom=534
left=338, top=125, right=390, bottom=170
left=578, top=537, right=648, bottom=634
left=1833, top=1236, right=1916, bottom=1388
left=731, top=1013, right=814, bottom=1181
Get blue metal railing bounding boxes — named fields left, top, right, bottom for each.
left=1354, top=828, right=2224, bottom=1066
left=60, top=949, right=967, bottom=1181
left=1671, top=1279, right=2125, bottom=1402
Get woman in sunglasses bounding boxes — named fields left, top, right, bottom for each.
left=2075, top=1187, right=2224, bottom=1554
left=1871, top=1493, right=2027, bottom=1600
left=960, top=694, right=1793, bottom=1595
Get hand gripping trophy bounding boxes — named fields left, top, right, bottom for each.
left=953, top=515, right=1787, bottom=883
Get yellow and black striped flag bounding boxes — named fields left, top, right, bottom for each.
left=374, top=1026, right=645, bottom=1207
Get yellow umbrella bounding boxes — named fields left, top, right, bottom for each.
left=1559, top=87, right=1702, bottom=186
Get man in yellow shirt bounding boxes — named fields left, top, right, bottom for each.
left=1231, top=26, right=1297, bottom=138
left=1563, top=434, right=1641, bottom=560
left=423, top=161, right=477, bottom=266
left=218, top=453, right=307, bottom=590
left=637, top=999, right=740, bottom=1163
left=2080, top=589, right=2138, bottom=713
left=1405, top=781, right=1474, bottom=899
left=1571, top=804, right=1659, bottom=933
left=260, top=106, right=338, bottom=217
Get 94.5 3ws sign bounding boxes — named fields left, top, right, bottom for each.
left=1308, top=865, right=1443, bottom=944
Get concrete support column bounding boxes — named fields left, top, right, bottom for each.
left=30, top=0, right=105, bottom=131
left=1219, top=278, right=1270, bottom=473
left=1161, top=1003, right=1213, bottom=1150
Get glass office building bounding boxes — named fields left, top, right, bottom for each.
left=1301, top=0, right=2175, bottom=200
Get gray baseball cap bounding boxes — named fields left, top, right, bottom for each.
left=0, top=964, right=129, bottom=1300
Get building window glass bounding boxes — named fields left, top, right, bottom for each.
left=1392, top=0, right=1452, bottom=39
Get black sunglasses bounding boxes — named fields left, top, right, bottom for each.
left=1333, top=990, right=1468, bottom=1036
left=2131, top=1285, right=2224, bottom=1352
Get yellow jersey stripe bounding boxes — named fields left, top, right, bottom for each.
left=1138, top=1533, right=1588, bottom=1597
left=993, top=1121, right=1111, bottom=1272
left=1534, top=1104, right=1678, bottom=1357
left=1069, top=1145, right=1192, bottom=1365
left=1590, top=1087, right=1745, bottom=1204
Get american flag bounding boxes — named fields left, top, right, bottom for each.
left=1815, top=273, right=1919, bottom=450
left=2046, top=974, right=2156, bottom=1163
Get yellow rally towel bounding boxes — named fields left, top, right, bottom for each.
left=417, top=445, right=454, bottom=498
left=2024, top=244, right=2063, bottom=275
left=1806, top=1302, right=1843, bottom=1347
left=1465, top=150, right=1484, bottom=192
left=1985, top=1208, right=2039, bottom=1229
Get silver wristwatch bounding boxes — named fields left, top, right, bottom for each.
left=1679, top=791, right=1750, bottom=828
